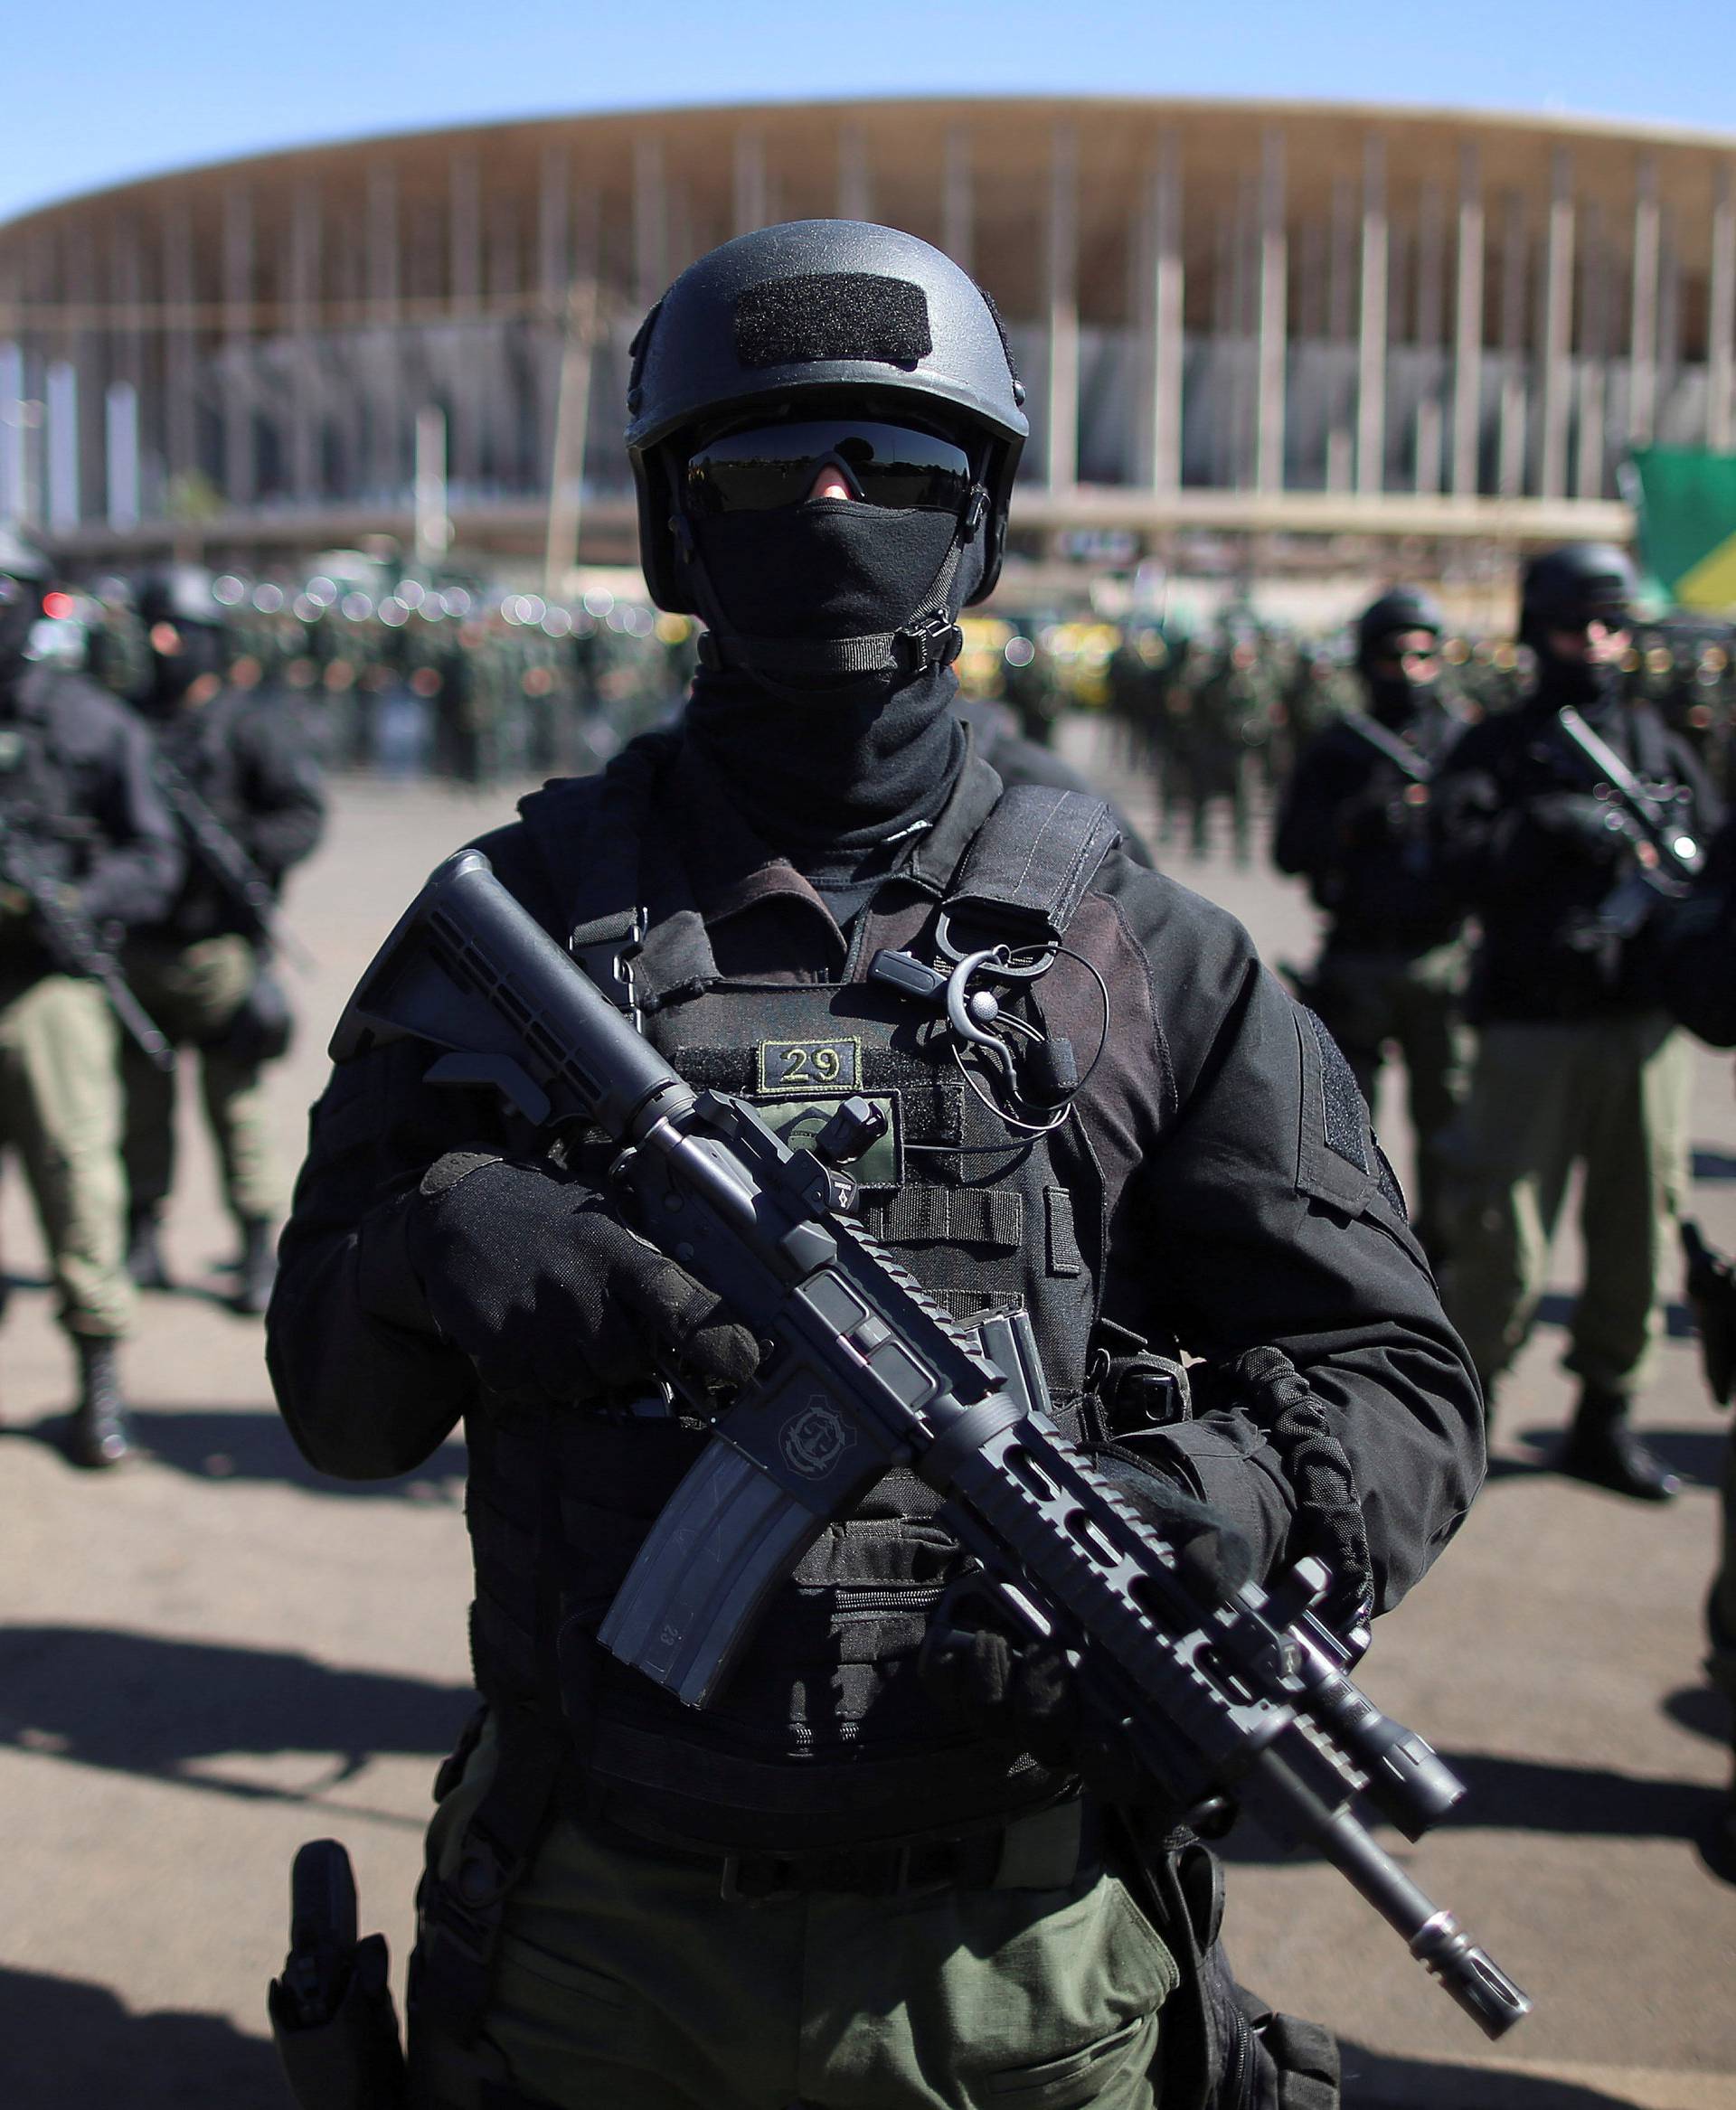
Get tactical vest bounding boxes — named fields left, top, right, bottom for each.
left=461, top=744, right=1125, bottom=1854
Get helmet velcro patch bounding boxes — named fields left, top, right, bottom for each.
left=733, top=273, right=931, bottom=370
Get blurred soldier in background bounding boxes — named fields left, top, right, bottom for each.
left=1435, top=543, right=1721, bottom=1499
left=1186, top=622, right=1275, bottom=863
left=122, top=569, right=326, bottom=1316
left=0, top=528, right=182, bottom=1465
left=1273, top=589, right=1469, bottom=1261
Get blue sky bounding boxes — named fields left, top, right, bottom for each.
left=4, top=0, right=1731, bottom=224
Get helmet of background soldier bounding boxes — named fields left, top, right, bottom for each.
left=1354, top=585, right=1444, bottom=673
left=625, top=220, right=1029, bottom=619
left=0, top=520, right=51, bottom=678
left=1518, top=542, right=1637, bottom=654
left=136, top=564, right=228, bottom=712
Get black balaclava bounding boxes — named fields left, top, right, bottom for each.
left=1363, top=656, right=1439, bottom=730
left=1527, top=634, right=1625, bottom=724
left=682, top=496, right=986, bottom=866
left=142, top=622, right=226, bottom=719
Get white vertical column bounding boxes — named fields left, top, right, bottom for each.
left=290, top=184, right=321, bottom=505
left=634, top=135, right=666, bottom=307
left=539, top=146, right=571, bottom=297
left=45, top=359, right=78, bottom=532
left=733, top=132, right=767, bottom=235
left=1149, top=131, right=1184, bottom=495
left=0, top=339, right=26, bottom=524
left=106, top=380, right=139, bottom=530
left=1540, top=150, right=1574, bottom=499
left=1575, top=203, right=1607, bottom=498
left=1711, top=160, right=1735, bottom=452
left=449, top=152, right=481, bottom=487
left=1452, top=145, right=1484, bottom=498
left=1414, top=180, right=1444, bottom=495
left=943, top=127, right=972, bottom=269
left=163, top=200, right=195, bottom=488
left=1629, top=153, right=1659, bottom=447
left=223, top=184, right=255, bottom=508
left=837, top=124, right=871, bottom=221
left=1326, top=176, right=1354, bottom=492
left=1046, top=122, right=1079, bottom=493
left=1256, top=127, right=1287, bottom=495
left=367, top=163, right=401, bottom=495
left=1356, top=135, right=1387, bottom=496
left=1497, top=193, right=1528, bottom=497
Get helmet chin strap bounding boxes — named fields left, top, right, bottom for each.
left=679, top=485, right=986, bottom=706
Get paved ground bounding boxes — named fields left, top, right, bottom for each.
left=2, top=722, right=1734, bottom=2110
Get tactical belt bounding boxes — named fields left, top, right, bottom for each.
left=589, top=1794, right=1099, bottom=1903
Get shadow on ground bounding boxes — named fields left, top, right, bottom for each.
left=1342, top=2040, right=1656, bottom=2108
left=0, top=1965, right=283, bottom=2110
left=0, top=1627, right=473, bottom=1806
left=1509, top=1423, right=1725, bottom=1489
left=0, top=1405, right=465, bottom=1499
left=1531, top=1290, right=1698, bottom=1340
left=1220, top=1747, right=1725, bottom=1866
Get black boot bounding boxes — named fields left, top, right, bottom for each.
left=1557, top=1388, right=1678, bottom=1502
left=68, top=1337, right=131, bottom=1469
left=126, top=1208, right=171, bottom=1291
left=232, top=1217, right=278, bottom=1317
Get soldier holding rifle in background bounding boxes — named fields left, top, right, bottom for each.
left=0, top=526, right=181, bottom=1465
left=1273, top=587, right=1470, bottom=1264
left=1435, top=542, right=1720, bottom=1499
left=122, top=569, right=326, bottom=1315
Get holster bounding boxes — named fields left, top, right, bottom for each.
left=269, top=1931, right=409, bottom=2110
left=1113, top=1818, right=1340, bottom=2110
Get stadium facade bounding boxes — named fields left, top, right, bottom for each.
left=2, top=96, right=1731, bottom=585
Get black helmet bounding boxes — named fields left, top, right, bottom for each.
left=626, top=221, right=1028, bottom=614
left=1519, top=543, right=1637, bottom=649
left=137, top=565, right=223, bottom=630
left=1355, top=586, right=1443, bottom=669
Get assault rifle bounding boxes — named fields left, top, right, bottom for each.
left=151, top=753, right=315, bottom=973
left=0, top=812, right=173, bottom=1070
left=1338, top=711, right=1434, bottom=786
left=332, top=849, right=1532, bottom=2041
left=1541, top=706, right=1705, bottom=942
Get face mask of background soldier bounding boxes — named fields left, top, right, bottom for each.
left=119, top=567, right=322, bottom=1318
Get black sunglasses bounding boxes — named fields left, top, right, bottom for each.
left=684, top=419, right=976, bottom=516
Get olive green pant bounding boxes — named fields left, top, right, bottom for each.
left=1441, top=1011, right=1692, bottom=1399
left=0, top=971, right=133, bottom=1337
left=119, top=933, right=288, bottom=1227
left=412, top=1726, right=1177, bottom=2110
left=1308, top=939, right=1470, bottom=1259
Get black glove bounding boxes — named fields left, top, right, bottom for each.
left=405, top=1151, right=759, bottom=1403
left=917, top=1459, right=1251, bottom=1806
left=1525, top=791, right=1631, bottom=863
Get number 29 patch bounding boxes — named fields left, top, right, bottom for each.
left=758, top=1037, right=861, bottom=1092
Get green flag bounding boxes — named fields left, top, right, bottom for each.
left=1630, top=446, right=1736, bottom=610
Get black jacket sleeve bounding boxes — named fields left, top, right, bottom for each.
left=1098, top=864, right=1484, bottom=1616
left=234, top=704, right=328, bottom=882
left=76, top=685, right=184, bottom=929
